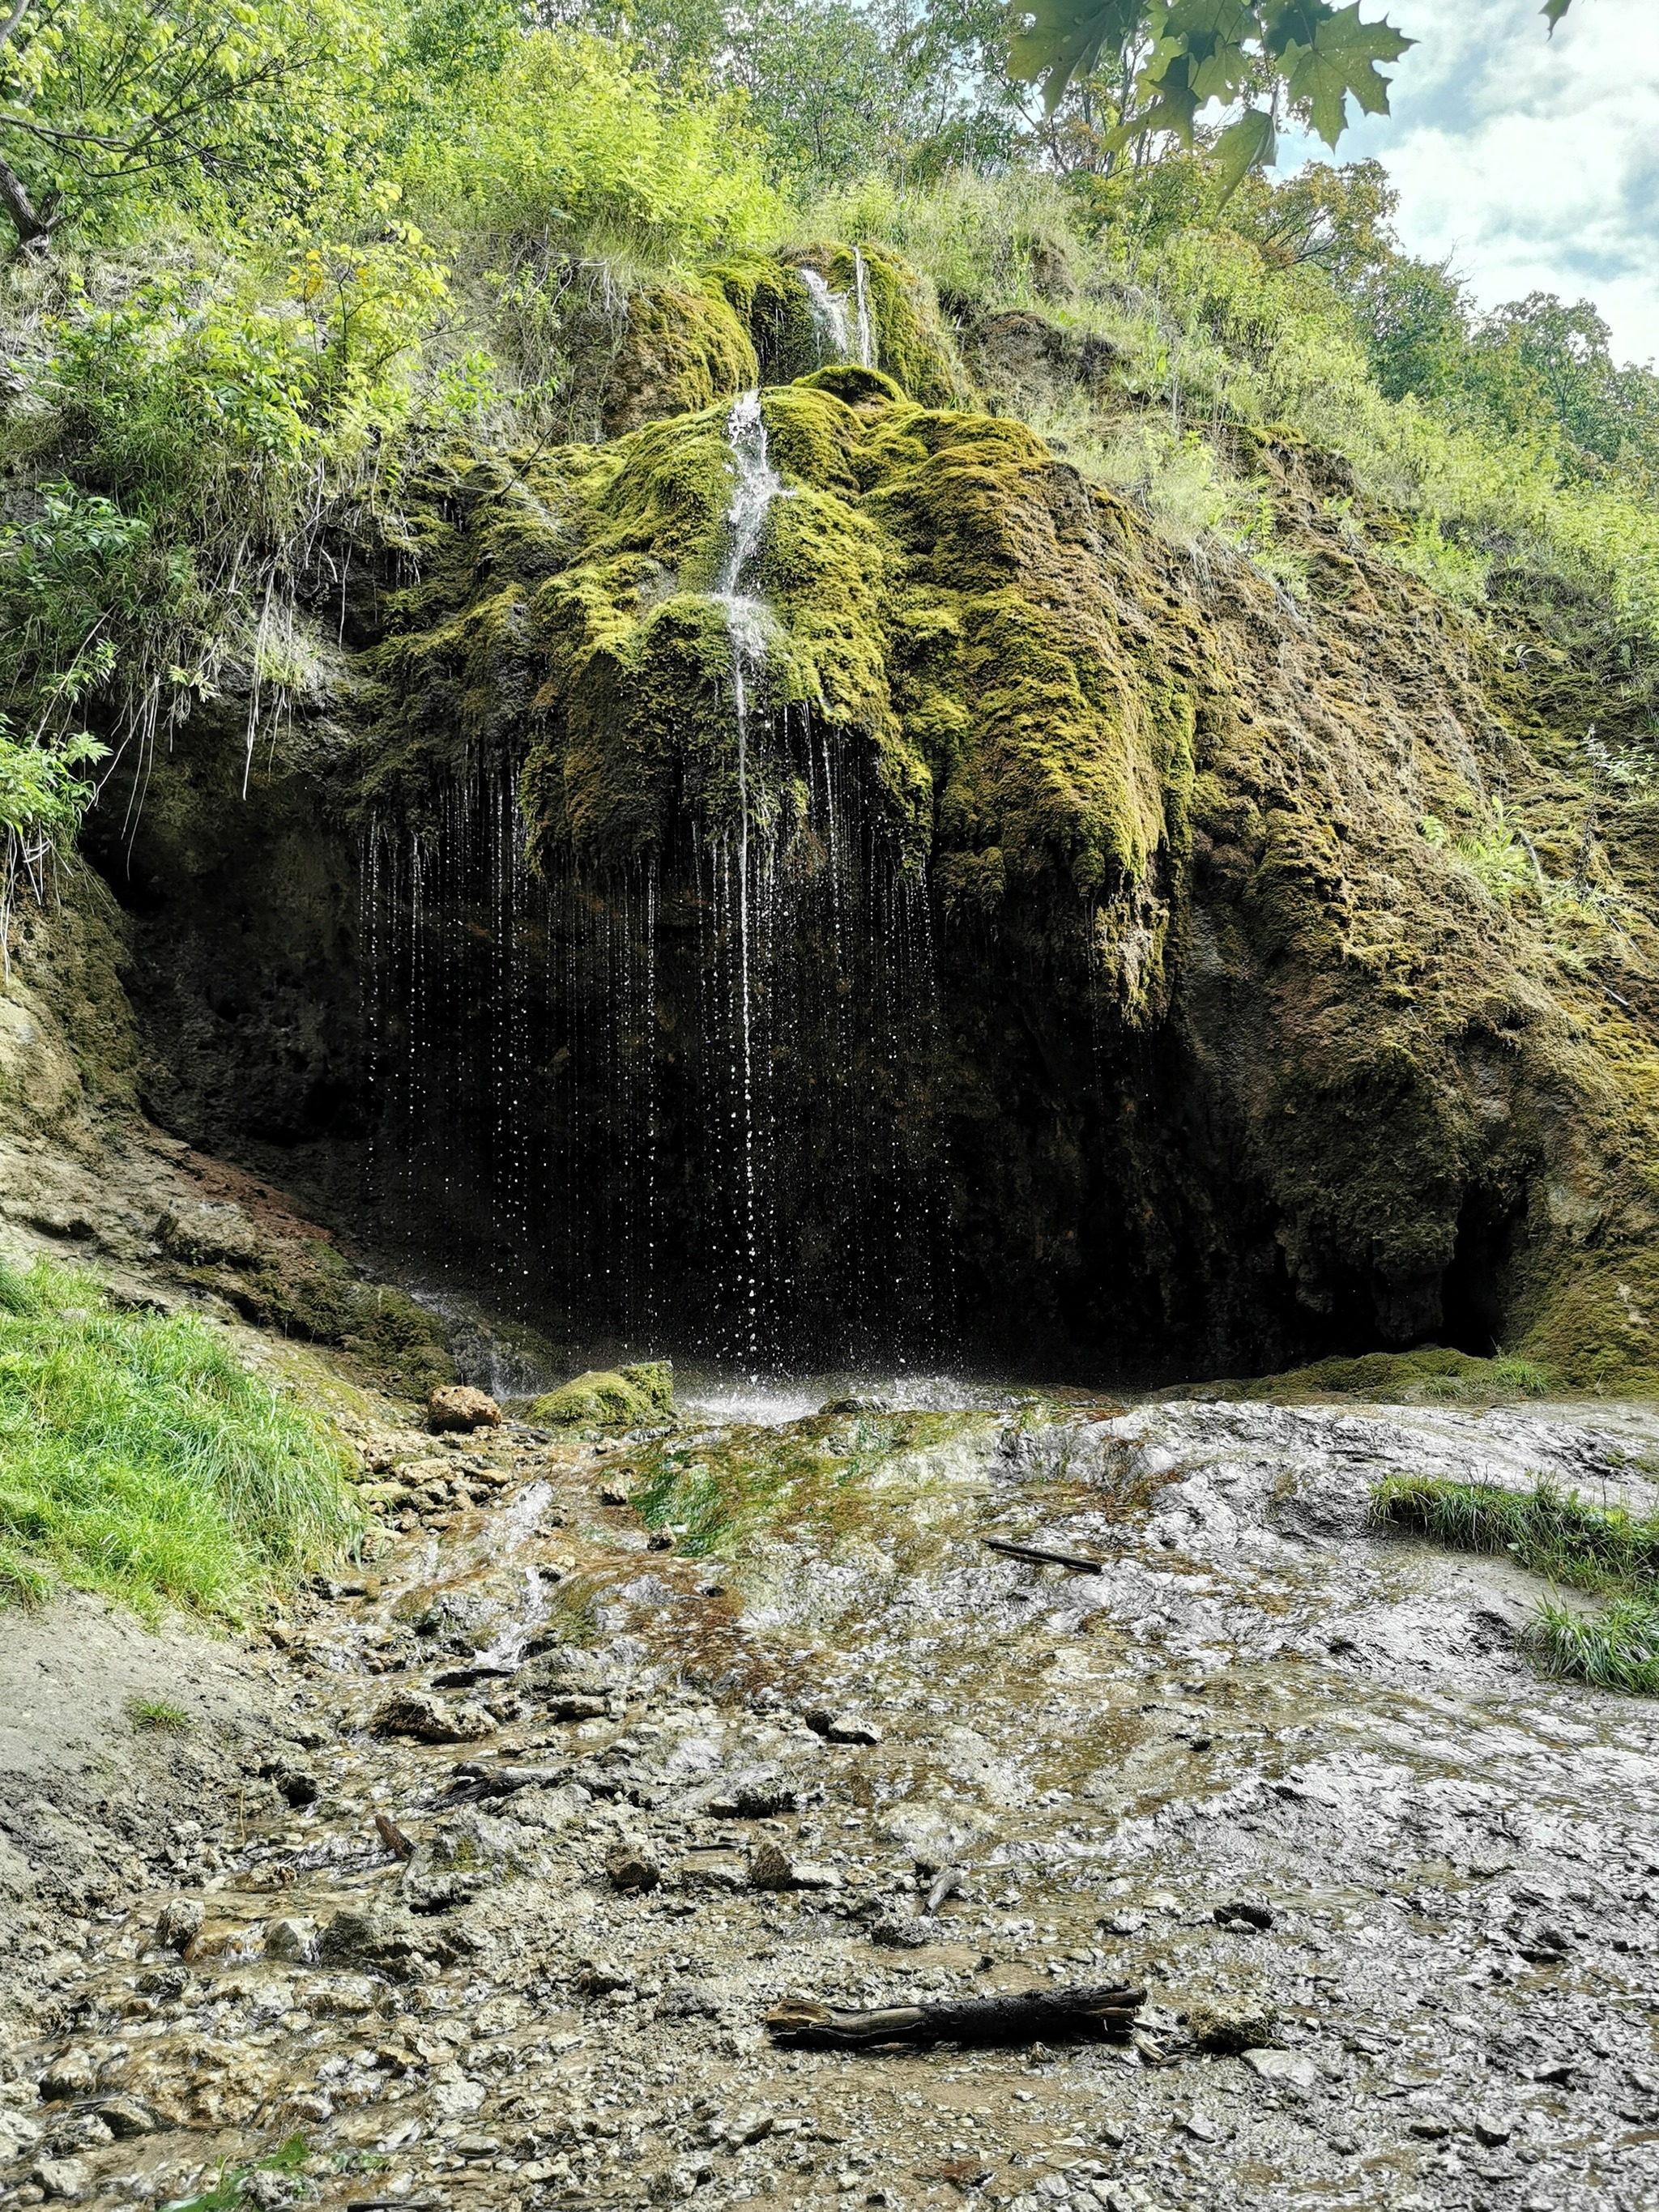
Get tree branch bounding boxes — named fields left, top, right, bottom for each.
left=0, top=146, right=53, bottom=248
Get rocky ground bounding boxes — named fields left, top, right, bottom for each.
left=4, top=1381, right=1659, bottom=2212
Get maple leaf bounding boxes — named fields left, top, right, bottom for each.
left=1211, top=104, right=1277, bottom=194
left=1277, top=0, right=1412, bottom=147
left=1009, top=0, right=1145, bottom=111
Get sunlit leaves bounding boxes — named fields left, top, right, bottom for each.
left=1011, top=0, right=1575, bottom=185
left=1273, top=0, right=1411, bottom=146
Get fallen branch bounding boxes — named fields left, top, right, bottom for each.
left=766, top=1984, right=1145, bottom=2049
left=983, top=1538, right=1104, bottom=1575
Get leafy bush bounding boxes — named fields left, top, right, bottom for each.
left=0, top=1258, right=357, bottom=1619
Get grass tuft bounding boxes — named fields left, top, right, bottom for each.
left=126, top=1695, right=194, bottom=1733
left=1371, top=1471, right=1659, bottom=1694
left=0, top=1259, right=358, bottom=1622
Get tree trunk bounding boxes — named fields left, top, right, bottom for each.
left=0, top=152, right=53, bottom=250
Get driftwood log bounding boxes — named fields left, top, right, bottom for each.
left=983, top=1538, right=1105, bottom=1575
left=766, top=1984, right=1145, bottom=2050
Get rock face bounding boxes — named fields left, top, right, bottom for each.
left=42, top=238, right=1659, bottom=1385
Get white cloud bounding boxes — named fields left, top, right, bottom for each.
left=1273, top=0, right=1659, bottom=364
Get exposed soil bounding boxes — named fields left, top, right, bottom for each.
left=4, top=1379, right=1659, bottom=2212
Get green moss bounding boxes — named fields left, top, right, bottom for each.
left=825, top=243, right=966, bottom=409
left=598, top=282, right=757, bottom=438
left=530, top=1360, right=674, bottom=1428
left=630, top=1405, right=983, bottom=1556
left=1192, top=1345, right=1554, bottom=1406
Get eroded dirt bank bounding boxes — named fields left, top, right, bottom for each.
left=4, top=1387, right=1659, bottom=2212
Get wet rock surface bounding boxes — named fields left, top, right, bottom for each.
left=3, top=1391, right=1659, bottom=2212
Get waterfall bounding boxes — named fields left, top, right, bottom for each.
left=799, top=261, right=875, bottom=372
left=360, top=401, right=950, bottom=1374
left=800, top=268, right=852, bottom=364
left=713, top=390, right=784, bottom=1371
left=852, top=248, right=875, bottom=372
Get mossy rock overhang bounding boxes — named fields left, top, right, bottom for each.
left=83, top=239, right=1659, bottom=1388
left=360, top=359, right=1659, bottom=1383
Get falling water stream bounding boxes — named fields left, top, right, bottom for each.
left=712, top=390, right=784, bottom=1370
left=800, top=260, right=874, bottom=370
left=362, top=390, right=944, bottom=1375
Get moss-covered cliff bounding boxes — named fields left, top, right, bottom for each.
left=70, top=241, right=1659, bottom=1385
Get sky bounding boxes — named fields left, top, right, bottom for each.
left=1273, top=0, right=1659, bottom=365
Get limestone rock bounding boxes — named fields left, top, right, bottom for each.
left=154, top=1898, right=203, bottom=1954
left=607, top=1843, right=660, bottom=1892
left=1239, top=2048, right=1320, bottom=2095
left=37, top=2051, right=97, bottom=2101
left=749, top=1843, right=840, bottom=1891
left=429, top=1384, right=501, bottom=1433
left=32, top=2159, right=87, bottom=2201
left=370, top=1690, right=493, bottom=1744
left=263, top=1916, right=317, bottom=1964
left=96, top=2098, right=157, bottom=2139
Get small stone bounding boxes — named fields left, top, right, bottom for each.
left=1473, top=2113, right=1516, bottom=2147
left=1239, top=2048, right=1320, bottom=2095
left=429, top=1385, right=501, bottom=1433
left=749, top=1842, right=840, bottom=1890
left=805, top=1710, right=883, bottom=1745
left=263, top=1916, right=317, bottom=1964
left=607, top=1844, right=661, bottom=1893
left=370, top=1690, right=493, bottom=1744
left=95, top=2099, right=156, bottom=2140
left=1185, top=1999, right=1277, bottom=2055
left=30, top=2162, right=86, bottom=2201
left=36, top=2052, right=98, bottom=2101
left=727, top=2110, right=774, bottom=2146
left=452, top=2135, right=501, bottom=2161
left=1181, top=2112, right=1222, bottom=2142
left=1408, top=2117, right=1451, bottom=2141
left=154, top=1898, right=204, bottom=1954
left=870, top=1913, right=939, bottom=1948
left=244, top=2172, right=303, bottom=2211
left=1213, top=1899, right=1273, bottom=1930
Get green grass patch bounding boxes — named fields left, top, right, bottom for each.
left=1371, top=1471, right=1659, bottom=1694
left=126, top=1695, right=193, bottom=1733
left=0, top=1259, right=357, bottom=1622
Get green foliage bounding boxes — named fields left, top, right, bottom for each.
left=0, top=1257, right=357, bottom=1620
left=0, top=0, right=389, bottom=247
left=1010, top=0, right=1414, bottom=184
left=1372, top=1472, right=1659, bottom=1694
left=394, top=28, right=780, bottom=255
left=166, top=2135, right=313, bottom=2212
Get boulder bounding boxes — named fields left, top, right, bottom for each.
left=370, top=1690, right=493, bottom=1744
left=428, top=1384, right=501, bottom=1433
left=607, top=1843, right=660, bottom=1892
left=530, top=1361, right=673, bottom=1429
left=154, top=1898, right=203, bottom=1954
